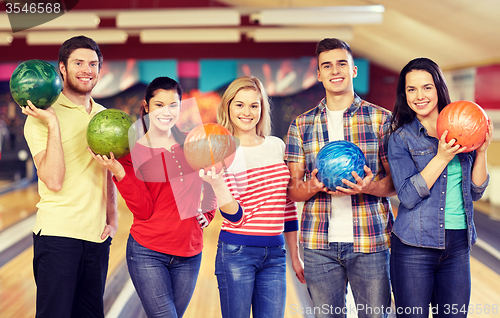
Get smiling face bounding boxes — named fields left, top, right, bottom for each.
left=229, top=88, right=262, bottom=136
left=405, top=70, right=439, bottom=121
left=317, top=48, right=357, bottom=97
left=144, top=89, right=180, bottom=133
left=59, top=48, right=99, bottom=95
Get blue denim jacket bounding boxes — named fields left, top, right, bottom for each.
left=388, top=118, right=489, bottom=249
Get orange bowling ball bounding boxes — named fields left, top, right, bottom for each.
left=184, top=123, right=237, bottom=172
left=436, top=100, right=488, bottom=152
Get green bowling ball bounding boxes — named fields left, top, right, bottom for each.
left=87, top=109, right=137, bottom=160
left=10, top=59, right=63, bottom=110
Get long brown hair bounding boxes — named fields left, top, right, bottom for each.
left=390, top=57, right=451, bottom=135
left=140, top=77, right=186, bottom=146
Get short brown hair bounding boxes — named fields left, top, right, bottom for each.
left=316, top=38, right=353, bottom=69
left=58, top=35, right=103, bottom=80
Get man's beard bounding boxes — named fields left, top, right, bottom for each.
left=66, top=76, right=97, bottom=95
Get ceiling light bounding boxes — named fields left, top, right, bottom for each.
left=29, top=12, right=100, bottom=29
left=117, top=9, right=240, bottom=28
left=26, top=30, right=128, bottom=45
left=0, top=15, right=10, bottom=30
left=0, top=32, right=13, bottom=45
left=140, top=28, right=240, bottom=43
left=250, top=6, right=384, bottom=25
left=247, top=28, right=353, bottom=42
left=0, top=13, right=99, bottom=31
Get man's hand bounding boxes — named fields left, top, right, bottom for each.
left=305, top=169, right=341, bottom=195
left=101, top=222, right=117, bottom=240
left=308, top=169, right=329, bottom=193
left=21, top=100, right=57, bottom=124
left=335, top=165, right=375, bottom=195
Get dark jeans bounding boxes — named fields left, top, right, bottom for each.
left=390, top=230, right=471, bottom=318
left=33, top=233, right=112, bottom=318
left=126, top=234, right=202, bottom=318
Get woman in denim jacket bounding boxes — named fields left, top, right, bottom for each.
left=387, top=57, right=493, bottom=318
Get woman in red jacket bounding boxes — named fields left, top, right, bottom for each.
left=89, top=76, right=216, bottom=318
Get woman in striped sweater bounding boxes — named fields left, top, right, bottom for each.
left=200, top=76, right=305, bottom=318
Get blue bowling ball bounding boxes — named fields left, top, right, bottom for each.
left=315, top=140, right=367, bottom=189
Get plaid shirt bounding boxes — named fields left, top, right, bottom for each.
left=285, top=94, right=394, bottom=253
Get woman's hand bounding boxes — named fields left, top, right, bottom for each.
left=291, top=255, right=306, bottom=283
left=199, top=166, right=226, bottom=189
left=196, top=210, right=209, bottom=229
left=436, top=130, right=466, bottom=163
left=87, top=148, right=126, bottom=181
left=199, top=166, right=238, bottom=212
left=476, top=118, right=494, bottom=155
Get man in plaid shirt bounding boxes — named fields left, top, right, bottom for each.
left=285, top=38, right=395, bottom=318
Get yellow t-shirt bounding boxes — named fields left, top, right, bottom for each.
left=24, top=93, right=108, bottom=243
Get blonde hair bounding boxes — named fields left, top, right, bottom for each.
left=217, top=76, right=271, bottom=137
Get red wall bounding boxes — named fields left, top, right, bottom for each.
left=475, top=64, right=500, bottom=109
left=365, top=63, right=398, bottom=112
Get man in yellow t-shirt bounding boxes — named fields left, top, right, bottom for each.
left=23, top=36, right=118, bottom=318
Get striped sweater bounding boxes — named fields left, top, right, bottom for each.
left=219, top=136, right=299, bottom=247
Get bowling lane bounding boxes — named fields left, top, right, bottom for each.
left=472, top=201, right=500, bottom=276
left=0, top=248, right=35, bottom=317
left=0, top=183, right=39, bottom=232
left=1, top=182, right=499, bottom=318
left=0, top=185, right=134, bottom=318
left=107, top=197, right=134, bottom=279
left=105, top=212, right=306, bottom=318
left=470, top=257, right=500, bottom=318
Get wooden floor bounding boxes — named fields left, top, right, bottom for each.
left=0, top=184, right=134, bottom=317
left=0, top=183, right=39, bottom=231
left=0, top=183, right=305, bottom=318
left=0, top=183, right=499, bottom=317
left=184, top=213, right=304, bottom=318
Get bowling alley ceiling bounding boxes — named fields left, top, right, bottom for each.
left=1, top=0, right=499, bottom=72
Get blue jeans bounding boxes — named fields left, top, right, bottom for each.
left=303, top=243, right=391, bottom=318
left=215, top=241, right=287, bottom=318
left=126, top=234, right=202, bottom=318
left=390, top=230, right=470, bottom=318
left=33, top=233, right=112, bottom=318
